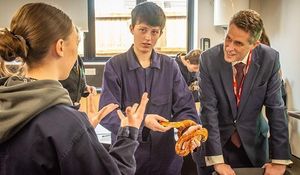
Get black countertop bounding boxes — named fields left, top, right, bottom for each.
left=286, top=155, right=300, bottom=175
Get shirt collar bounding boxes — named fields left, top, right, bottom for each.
left=232, top=51, right=250, bottom=66
left=127, top=45, right=161, bottom=70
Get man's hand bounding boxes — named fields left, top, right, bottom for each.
left=181, top=125, right=203, bottom=152
left=188, top=81, right=200, bottom=91
left=263, top=163, right=286, bottom=175
left=117, top=93, right=149, bottom=129
left=214, top=163, right=236, bottom=175
left=144, top=114, right=172, bottom=132
left=85, top=85, right=97, bottom=95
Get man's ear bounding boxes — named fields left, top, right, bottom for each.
left=129, top=25, right=134, bottom=34
left=55, top=39, right=64, bottom=57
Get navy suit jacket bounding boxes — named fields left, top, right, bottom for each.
left=198, top=43, right=290, bottom=167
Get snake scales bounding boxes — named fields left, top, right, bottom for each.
left=160, top=119, right=208, bottom=156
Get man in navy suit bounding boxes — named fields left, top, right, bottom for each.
left=194, top=10, right=292, bottom=175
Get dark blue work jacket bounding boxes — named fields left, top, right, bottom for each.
left=0, top=105, right=139, bottom=175
left=99, top=46, right=200, bottom=175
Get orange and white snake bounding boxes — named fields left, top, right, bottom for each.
left=160, top=119, right=208, bottom=156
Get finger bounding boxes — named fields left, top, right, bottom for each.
left=262, top=163, right=271, bottom=168
left=227, top=165, right=236, bottom=175
left=117, top=109, right=125, bottom=121
left=193, top=137, right=201, bottom=147
left=92, top=111, right=101, bottom=123
left=161, top=126, right=172, bottom=131
left=91, top=86, right=97, bottom=95
left=183, top=125, right=202, bottom=136
left=88, top=95, right=96, bottom=115
left=86, top=86, right=93, bottom=94
left=125, top=106, right=133, bottom=116
left=190, top=139, right=200, bottom=150
left=155, top=125, right=172, bottom=132
left=182, top=141, right=188, bottom=150
left=182, top=126, right=195, bottom=136
left=136, top=92, right=149, bottom=115
left=154, top=115, right=169, bottom=122
left=189, top=139, right=196, bottom=151
left=158, top=126, right=172, bottom=132
left=151, top=123, right=166, bottom=132
left=98, top=103, right=119, bottom=119
left=194, top=135, right=202, bottom=143
left=131, top=103, right=139, bottom=113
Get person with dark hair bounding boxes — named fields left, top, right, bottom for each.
left=60, top=55, right=97, bottom=108
left=193, top=9, right=291, bottom=175
left=175, top=49, right=201, bottom=102
left=0, top=3, right=149, bottom=175
left=259, top=27, right=270, bottom=47
left=99, top=2, right=202, bottom=175
left=60, top=26, right=97, bottom=109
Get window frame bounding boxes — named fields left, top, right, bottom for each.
left=83, top=0, right=195, bottom=61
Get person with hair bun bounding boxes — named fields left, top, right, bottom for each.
left=0, top=29, right=21, bottom=77
left=0, top=3, right=149, bottom=175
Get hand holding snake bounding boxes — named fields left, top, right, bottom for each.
left=160, top=119, right=208, bottom=156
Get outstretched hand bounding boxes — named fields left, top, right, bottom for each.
left=89, top=103, right=119, bottom=128
left=84, top=93, right=118, bottom=128
left=117, top=93, right=149, bottom=129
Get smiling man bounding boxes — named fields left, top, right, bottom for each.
left=193, top=9, right=292, bottom=175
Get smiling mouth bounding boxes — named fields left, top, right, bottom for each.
left=226, top=52, right=235, bottom=57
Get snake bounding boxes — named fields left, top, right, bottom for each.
left=160, top=119, right=208, bottom=156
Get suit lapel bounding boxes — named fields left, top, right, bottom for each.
left=220, top=61, right=238, bottom=118
left=237, top=51, right=261, bottom=117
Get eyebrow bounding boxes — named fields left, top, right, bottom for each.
left=136, top=24, right=160, bottom=30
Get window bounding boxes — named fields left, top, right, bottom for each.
left=94, top=0, right=187, bottom=58
left=95, top=0, right=135, bottom=57
left=78, top=30, right=85, bottom=56
left=148, top=0, right=187, bottom=54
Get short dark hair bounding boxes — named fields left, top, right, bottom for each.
left=230, top=9, right=263, bottom=44
left=131, top=2, right=166, bottom=30
left=184, top=49, right=201, bottom=65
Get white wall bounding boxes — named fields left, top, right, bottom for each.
left=260, top=0, right=300, bottom=158
left=0, top=0, right=88, bottom=31
left=259, top=0, right=300, bottom=111
left=197, top=0, right=225, bottom=48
